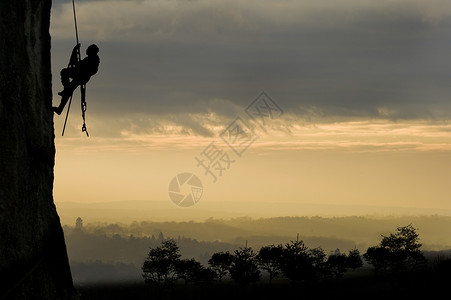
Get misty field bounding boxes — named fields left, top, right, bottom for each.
left=62, top=215, right=451, bottom=299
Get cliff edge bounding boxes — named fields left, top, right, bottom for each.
left=0, top=0, right=74, bottom=298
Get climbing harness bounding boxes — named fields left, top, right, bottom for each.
left=62, top=0, right=89, bottom=137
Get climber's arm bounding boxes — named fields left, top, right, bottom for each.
left=68, top=43, right=81, bottom=67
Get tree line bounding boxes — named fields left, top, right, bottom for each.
left=142, top=224, right=427, bottom=289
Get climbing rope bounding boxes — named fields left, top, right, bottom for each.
left=61, top=94, right=73, bottom=136
left=72, top=0, right=80, bottom=52
left=61, top=0, right=89, bottom=136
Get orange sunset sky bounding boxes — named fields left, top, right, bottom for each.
left=50, top=0, right=451, bottom=216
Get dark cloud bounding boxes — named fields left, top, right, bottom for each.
left=51, top=1, right=451, bottom=137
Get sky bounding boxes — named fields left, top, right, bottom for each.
left=50, top=0, right=451, bottom=216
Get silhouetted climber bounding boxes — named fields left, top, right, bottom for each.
left=52, top=44, right=100, bottom=115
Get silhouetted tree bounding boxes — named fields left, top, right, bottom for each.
left=257, top=244, right=283, bottom=284
left=174, top=258, right=203, bottom=288
left=280, top=240, right=311, bottom=282
left=327, top=248, right=363, bottom=280
left=346, top=248, right=363, bottom=270
left=327, top=252, right=348, bottom=279
left=229, top=247, right=261, bottom=286
left=364, top=246, right=391, bottom=273
left=308, top=246, right=328, bottom=281
left=193, top=266, right=216, bottom=287
left=208, top=251, right=233, bottom=281
left=142, top=239, right=181, bottom=289
left=364, top=224, right=427, bottom=275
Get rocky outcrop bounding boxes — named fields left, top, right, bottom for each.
left=0, top=0, right=74, bottom=298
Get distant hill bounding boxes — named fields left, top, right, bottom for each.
left=62, top=212, right=451, bottom=284
left=55, top=200, right=451, bottom=224
left=64, top=215, right=451, bottom=284
left=63, top=213, right=451, bottom=252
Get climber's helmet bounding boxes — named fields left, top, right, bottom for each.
left=86, top=44, right=99, bottom=56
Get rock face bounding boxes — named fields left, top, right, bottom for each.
left=0, top=0, right=74, bottom=299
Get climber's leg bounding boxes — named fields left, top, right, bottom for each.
left=53, top=83, right=77, bottom=115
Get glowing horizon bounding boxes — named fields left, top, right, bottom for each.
left=51, top=0, right=451, bottom=217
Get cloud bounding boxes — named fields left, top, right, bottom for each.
left=51, top=0, right=451, bottom=40
left=51, top=0, right=451, bottom=139
left=55, top=107, right=451, bottom=155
